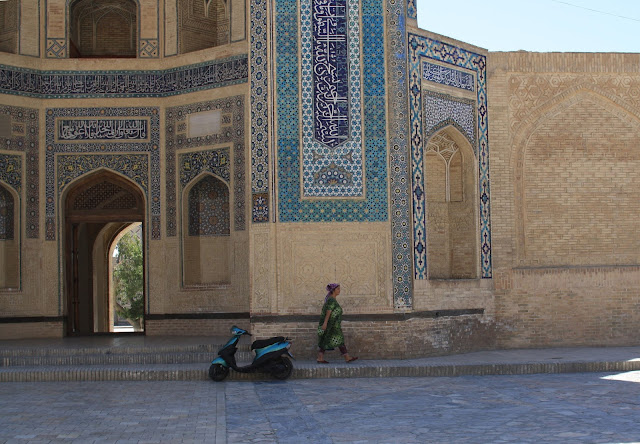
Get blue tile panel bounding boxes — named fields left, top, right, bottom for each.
left=408, top=34, right=493, bottom=279
left=0, top=106, right=39, bottom=239
left=45, top=107, right=161, bottom=240
left=0, top=56, right=247, bottom=98
left=300, top=0, right=364, bottom=197
left=165, top=97, right=245, bottom=236
left=276, top=0, right=388, bottom=220
left=250, top=0, right=270, bottom=222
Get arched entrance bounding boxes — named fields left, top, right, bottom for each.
left=64, top=171, right=145, bottom=335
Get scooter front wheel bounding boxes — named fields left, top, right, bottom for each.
left=209, top=363, right=229, bottom=381
left=271, top=357, right=293, bottom=380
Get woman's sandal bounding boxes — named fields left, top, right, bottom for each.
left=317, top=360, right=330, bottom=364
left=345, top=357, right=359, bottom=363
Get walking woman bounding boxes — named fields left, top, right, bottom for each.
left=317, top=283, right=358, bottom=363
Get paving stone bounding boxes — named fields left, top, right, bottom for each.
left=3, top=372, right=637, bottom=443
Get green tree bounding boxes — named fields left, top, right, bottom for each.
left=113, top=230, right=144, bottom=330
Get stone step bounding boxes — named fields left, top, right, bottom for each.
left=0, top=342, right=252, bottom=358
left=0, top=350, right=255, bottom=367
left=2, top=358, right=640, bottom=382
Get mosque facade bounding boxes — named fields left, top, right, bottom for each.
left=1, top=0, right=639, bottom=357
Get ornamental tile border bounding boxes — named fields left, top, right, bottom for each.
left=385, top=0, right=412, bottom=308
left=0, top=56, right=247, bottom=98
left=275, top=0, right=388, bottom=222
left=408, top=33, right=492, bottom=279
left=250, top=0, right=270, bottom=222
left=165, top=97, right=245, bottom=236
left=0, top=106, right=39, bottom=239
left=45, top=107, right=161, bottom=241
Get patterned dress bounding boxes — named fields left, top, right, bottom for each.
left=318, top=297, right=344, bottom=350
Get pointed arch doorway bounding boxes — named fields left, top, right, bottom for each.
left=64, top=171, right=145, bottom=336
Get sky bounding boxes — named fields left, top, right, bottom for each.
left=416, top=0, right=640, bottom=53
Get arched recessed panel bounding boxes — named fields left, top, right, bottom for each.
left=0, top=0, right=19, bottom=54
left=178, top=0, right=229, bottom=53
left=0, top=184, right=19, bottom=289
left=188, top=175, right=230, bottom=236
left=70, top=0, right=137, bottom=58
left=424, top=128, right=478, bottom=280
left=0, top=185, right=15, bottom=240
left=182, top=174, right=231, bottom=286
left=519, top=96, right=640, bottom=266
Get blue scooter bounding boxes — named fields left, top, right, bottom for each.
left=209, top=326, right=294, bottom=381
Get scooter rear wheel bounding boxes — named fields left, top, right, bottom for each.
left=209, top=363, right=229, bottom=381
left=271, top=357, right=293, bottom=380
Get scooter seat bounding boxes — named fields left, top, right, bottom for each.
left=251, top=336, right=286, bottom=350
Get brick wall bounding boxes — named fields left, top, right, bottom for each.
left=252, top=316, right=496, bottom=360
left=488, top=51, right=640, bottom=349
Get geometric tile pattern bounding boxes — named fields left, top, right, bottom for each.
left=45, top=107, right=161, bottom=240
left=46, top=39, right=67, bottom=58
left=407, top=0, right=416, bottom=20
left=139, top=39, right=159, bottom=58
left=0, top=106, right=39, bottom=239
left=0, top=154, right=21, bottom=193
left=165, top=97, right=245, bottom=236
left=386, top=0, right=413, bottom=307
left=188, top=175, right=230, bottom=236
left=300, top=0, right=363, bottom=197
left=408, top=33, right=492, bottom=279
left=250, top=0, right=270, bottom=222
left=0, top=56, right=247, bottom=98
left=423, top=91, right=476, bottom=153
left=276, top=0, right=388, bottom=222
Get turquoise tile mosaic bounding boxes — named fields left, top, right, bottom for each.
left=276, top=0, right=388, bottom=221
left=408, top=34, right=493, bottom=279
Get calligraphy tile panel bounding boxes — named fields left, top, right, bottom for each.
left=45, top=107, right=161, bottom=241
left=408, top=33, right=492, bottom=279
left=422, top=61, right=475, bottom=92
left=0, top=56, right=247, bottom=98
left=276, top=0, right=387, bottom=221
left=0, top=106, right=39, bottom=239
left=301, top=0, right=363, bottom=197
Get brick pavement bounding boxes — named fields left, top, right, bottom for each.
left=1, top=371, right=640, bottom=443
